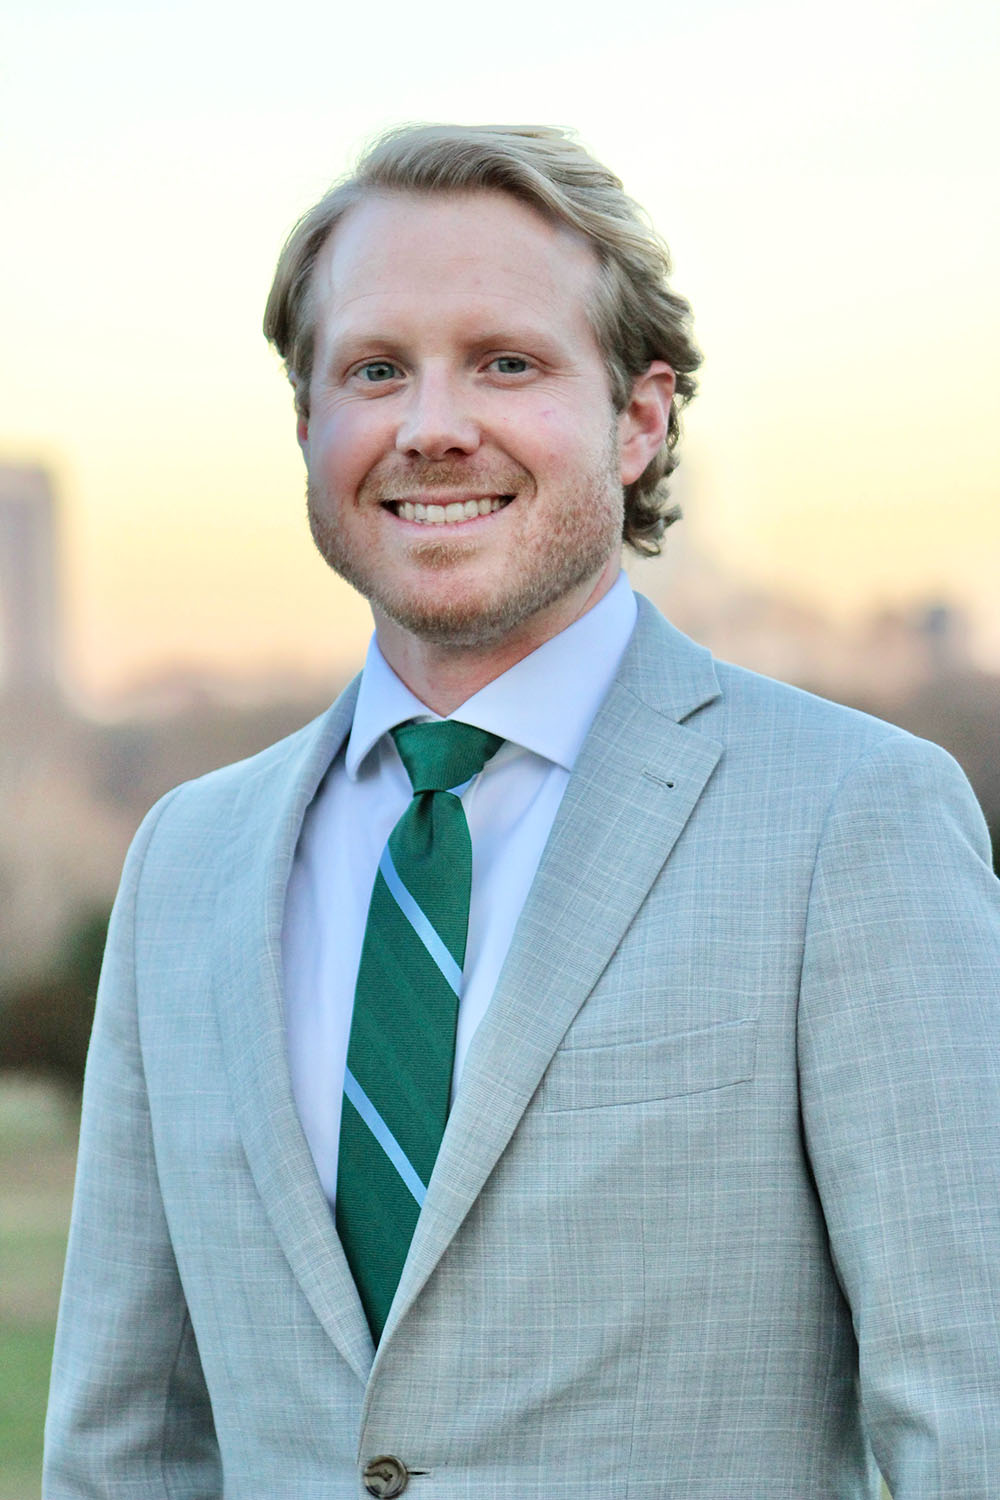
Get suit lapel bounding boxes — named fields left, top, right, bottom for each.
left=379, top=600, right=723, bottom=1348
left=211, top=679, right=376, bottom=1383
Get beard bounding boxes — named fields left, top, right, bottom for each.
left=306, top=431, right=624, bottom=650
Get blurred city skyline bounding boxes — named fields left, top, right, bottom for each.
left=0, top=458, right=986, bottom=711
left=2, top=0, right=998, bottom=702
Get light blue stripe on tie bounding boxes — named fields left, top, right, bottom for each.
left=343, top=1067, right=427, bottom=1207
left=378, top=846, right=463, bottom=996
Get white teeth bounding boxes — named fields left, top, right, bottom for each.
left=393, top=497, right=510, bottom=523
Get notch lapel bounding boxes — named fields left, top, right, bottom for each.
left=378, top=601, right=723, bottom=1350
left=211, top=681, right=376, bottom=1383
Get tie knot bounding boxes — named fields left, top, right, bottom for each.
left=391, top=719, right=503, bottom=794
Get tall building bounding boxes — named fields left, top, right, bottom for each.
left=0, top=464, right=60, bottom=696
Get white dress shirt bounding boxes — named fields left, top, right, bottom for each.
left=282, top=572, right=638, bottom=1204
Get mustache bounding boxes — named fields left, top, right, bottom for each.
left=359, top=460, right=530, bottom=502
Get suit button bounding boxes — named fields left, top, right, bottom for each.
left=363, top=1455, right=409, bottom=1497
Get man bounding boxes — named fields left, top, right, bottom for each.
left=45, top=125, right=1000, bottom=1497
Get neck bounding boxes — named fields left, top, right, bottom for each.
left=373, top=562, right=620, bottom=716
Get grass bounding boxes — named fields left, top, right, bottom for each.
left=0, top=1074, right=77, bottom=1500
left=0, top=1328, right=58, bottom=1497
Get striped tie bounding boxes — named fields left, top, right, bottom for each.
left=336, top=719, right=503, bottom=1342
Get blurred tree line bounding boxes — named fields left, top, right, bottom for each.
left=1, top=908, right=108, bottom=1095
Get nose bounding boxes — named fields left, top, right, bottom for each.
left=394, top=369, right=480, bottom=460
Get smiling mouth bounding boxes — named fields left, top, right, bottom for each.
left=382, top=495, right=514, bottom=525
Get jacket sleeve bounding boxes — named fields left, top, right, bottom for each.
left=43, top=790, right=222, bottom=1498
left=798, top=732, right=1000, bottom=1498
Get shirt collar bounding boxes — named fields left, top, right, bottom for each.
left=345, top=571, right=637, bottom=779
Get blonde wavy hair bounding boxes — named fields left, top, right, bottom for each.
left=263, top=124, right=702, bottom=555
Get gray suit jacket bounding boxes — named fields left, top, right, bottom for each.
left=45, top=598, right=1000, bottom=1497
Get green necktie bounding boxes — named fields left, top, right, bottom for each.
left=336, top=719, right=503, bottom=1342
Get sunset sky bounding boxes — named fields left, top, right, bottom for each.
left=3, top=0, right=997, bottom=700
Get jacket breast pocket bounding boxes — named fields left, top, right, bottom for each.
left=538, top=1018, right=758, bottom=1112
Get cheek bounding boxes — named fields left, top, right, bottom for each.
left=310, top=408, right=385, bottom=488
left=535, top=411, right=571, bottom=462
left=509, top=407, right=584, bottom=467
left=527, top=388, right=614, bottom=448
left=534, top=412, right=611, bottom=474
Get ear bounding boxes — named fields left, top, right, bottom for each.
left=290, top=371, right=310, bottom=457
left=617, top=361, right=675, bottom=486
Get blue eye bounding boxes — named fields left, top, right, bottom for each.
left=359, top=361, right=400, bottom=382
left=492, top=356, right=529, bottom=375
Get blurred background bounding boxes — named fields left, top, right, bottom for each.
left=1, top=0, right=997, bottom=1492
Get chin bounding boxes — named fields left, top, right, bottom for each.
left=375, top=584, right=540, bottom=650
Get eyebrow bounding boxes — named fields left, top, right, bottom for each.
left=322, top=332, right=406, bottom=359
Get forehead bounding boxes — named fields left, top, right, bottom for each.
left=311, top=189, right=601, bottom=343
